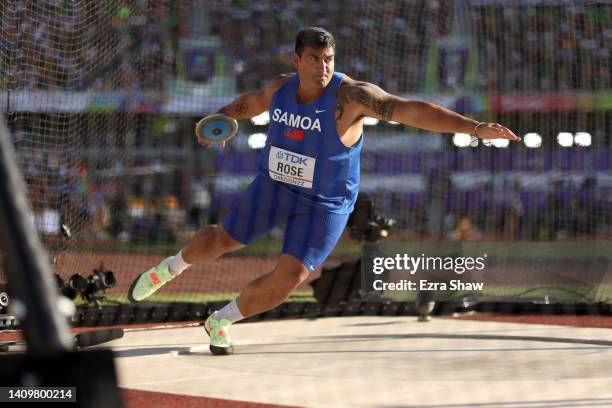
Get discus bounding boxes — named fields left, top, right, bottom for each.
left=195, top=113, right=239, bottom=144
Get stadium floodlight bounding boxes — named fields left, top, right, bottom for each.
left=574, top=132, right=592, bottom=147
left=453, top=132, right=472, bottom=148
left=557, top=132, right=573, bottom=147
left=363, top=116, right=379, bottom=126
left=524, top=132, right=542, bottom=148
left=248, top=132, right=267, bottom=149
left=480, top=139, right=509, bottom=148
left=250, top=111, right=270, bottom=126
left=491, top=138, right=510, bottom=148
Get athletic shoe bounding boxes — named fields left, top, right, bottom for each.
left=127, top=257, right=174, bottom=303
left=204, top=311, right=234, bottom=355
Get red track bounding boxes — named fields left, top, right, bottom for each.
left=121, top=388, right=294, bottom=408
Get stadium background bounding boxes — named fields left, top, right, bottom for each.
left=0, top=0, right=610, bottom=306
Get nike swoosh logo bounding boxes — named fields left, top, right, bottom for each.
left=315, top=109, right=326, bottom=113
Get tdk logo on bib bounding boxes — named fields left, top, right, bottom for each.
left=276, top=150, right=308, bottom=166
left=272, top=109, right=322, bottom=132
left=269, top=146, right=316, bottom=189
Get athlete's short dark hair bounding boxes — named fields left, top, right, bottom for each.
left=295, top=27, right=336, bottom=56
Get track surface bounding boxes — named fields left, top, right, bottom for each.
left=105, top=316, right=612, bottom=408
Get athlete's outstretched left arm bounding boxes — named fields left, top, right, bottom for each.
left=341, top=82, right=520, bottom=141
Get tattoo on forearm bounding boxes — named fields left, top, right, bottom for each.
left=234, top=102, right=248, bottom=115
left=377, top=100, right=396, bottom=121
left=336, top=84, right=397, bottom=121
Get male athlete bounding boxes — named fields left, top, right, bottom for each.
left=128, top=27, right=520, bottom=355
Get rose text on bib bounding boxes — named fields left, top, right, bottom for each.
left=268, top=146, right=316, bottom=189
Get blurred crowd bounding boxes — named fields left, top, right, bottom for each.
left=370, top=175, right=604, bottom=242
left=1, top=1, right=608, bottom=94
left=22, top=152, right=195, bottom=245
left=0, top=0, right=181, bottom=91
left=2, top=0, right=611, bottom=245
left=207, top=0, right=434, bottom=94
left=21, top=143, right=610, bottom=244
left=474, top=3, right=611, bottom=92
left=208, top=0, right=610, bottom=93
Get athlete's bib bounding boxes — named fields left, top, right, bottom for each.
left=268, top=146, right=316, bottom=189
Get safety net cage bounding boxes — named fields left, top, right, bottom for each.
left=0, top=0, right=611, bottom=331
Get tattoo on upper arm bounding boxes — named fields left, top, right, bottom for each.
left=234, top=102, right=248, bottom=115
left=336, top=83, right=397, bottom=121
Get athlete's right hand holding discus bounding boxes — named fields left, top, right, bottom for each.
left=195, top=113, right=239, bottom=148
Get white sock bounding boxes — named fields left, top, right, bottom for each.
left=166, top=250, right=191, bottom=276
left=215, top=299, right=244, bottom=324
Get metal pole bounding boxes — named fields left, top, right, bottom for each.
left=0, top=113, right=73, bottom=353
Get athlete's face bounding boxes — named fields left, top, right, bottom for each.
left=293, top=46, right=335, bottom=89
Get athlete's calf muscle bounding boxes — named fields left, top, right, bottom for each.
left=182, top=224, right=243, bottom=264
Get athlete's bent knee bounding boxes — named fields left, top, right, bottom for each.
left=275, top=254, right=309, bottom=286
left=215, top=225, right=243, bottom=251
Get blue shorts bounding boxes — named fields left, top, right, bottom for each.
left=222, top=175, right=349, bottom=272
